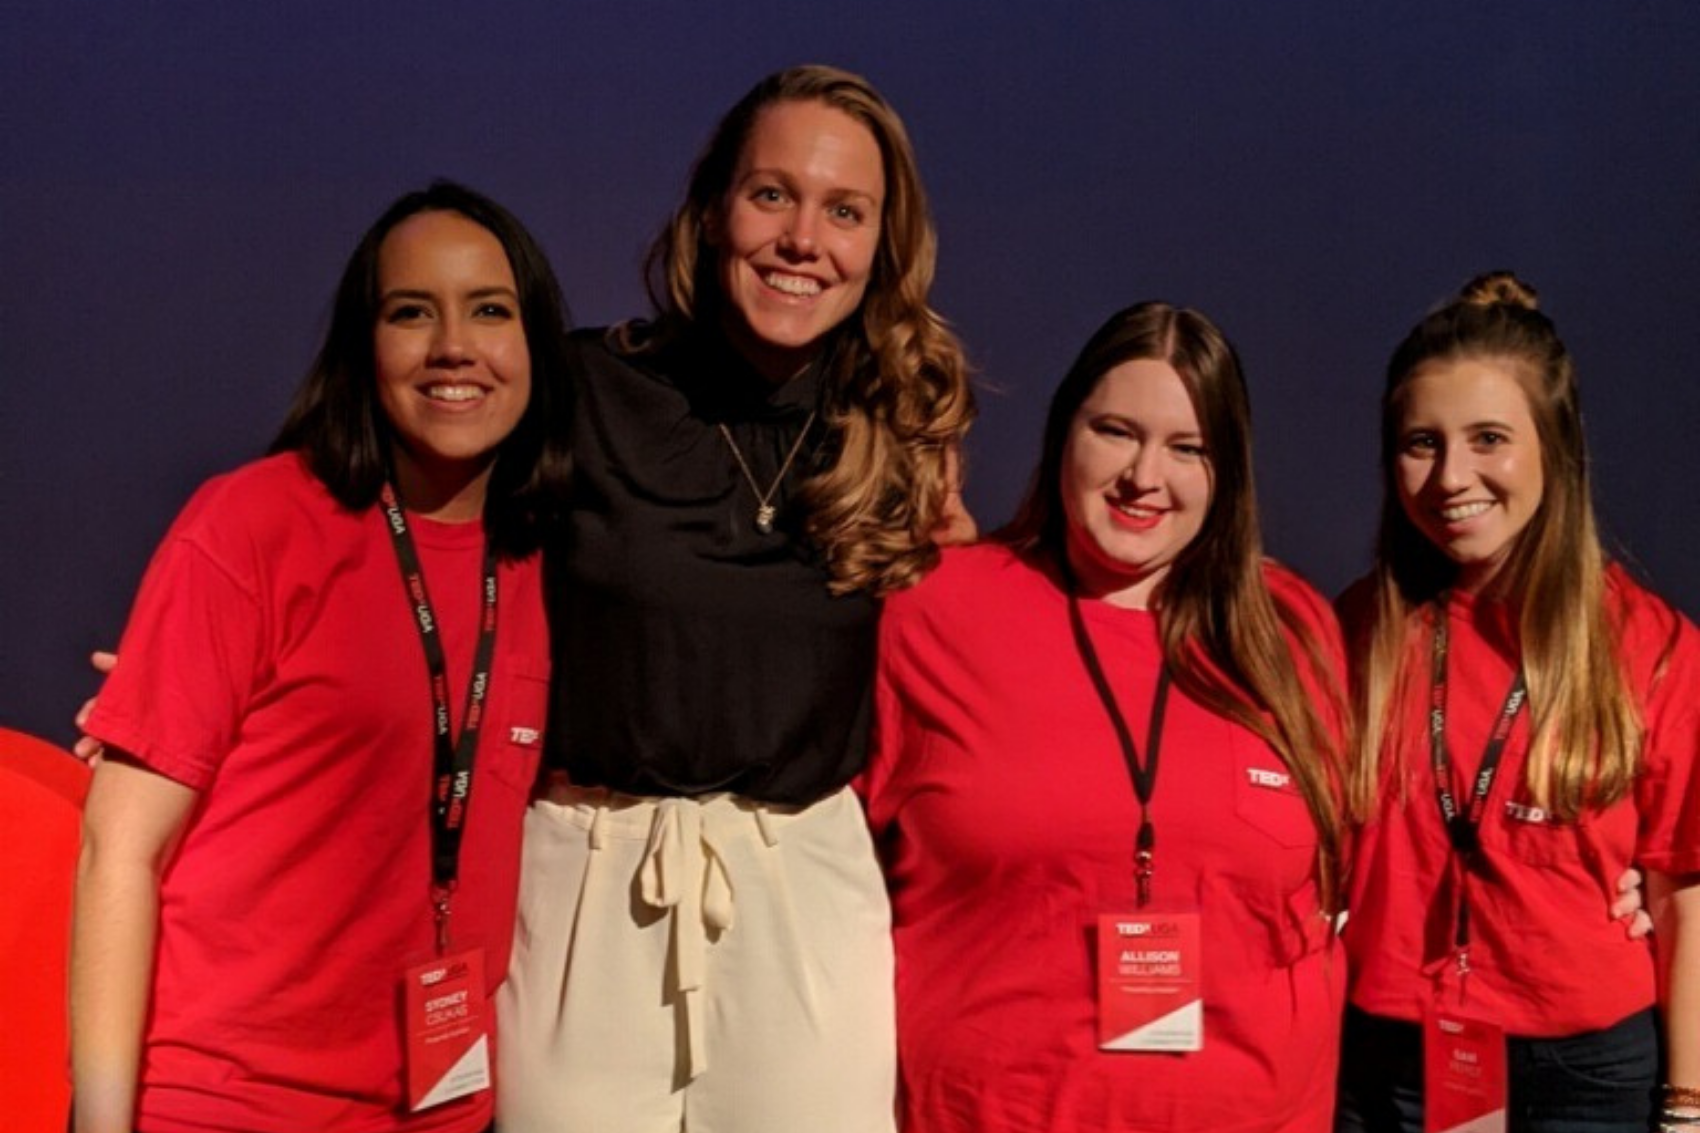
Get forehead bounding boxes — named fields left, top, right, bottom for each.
left=1398, top=355, right=1536, bottom=423
left=736, top=99, right=885, bottom=195
left=377, top=210, right=514, bottom=284
left=1078, top=358, right=1200, bottom=426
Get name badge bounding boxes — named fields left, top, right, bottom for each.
left=1096, top=911, right=1203, bottom=1052
left=1423, top=1009, right=1507, bottom=1133
left=403, top=948, right=490, bottom=1111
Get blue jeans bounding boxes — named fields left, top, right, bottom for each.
left=1335, top=1006, right=1657, bottom=1133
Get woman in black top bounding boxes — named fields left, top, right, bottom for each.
left=497, top=65, right=974, bottom=1133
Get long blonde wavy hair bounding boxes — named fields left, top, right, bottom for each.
left=1348, top=272, right=1642, bottom=821
left=624, top=64, right=973, bottom=596
left=1003, top=302, right=1349, bottom=908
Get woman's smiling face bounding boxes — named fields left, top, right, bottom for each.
left=709, top=99, right=884, bottom=383
left=1394, top=356, right=1545, bottom=592
left=373, top=209, right=530, bottom=510
left=1060, top=358, right=1213, bottom=609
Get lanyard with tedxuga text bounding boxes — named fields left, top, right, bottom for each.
left=379, top=482, right=499, bottom=955
left=1066, top=584, right=1173, bottom=908
left=1428, top=595, right=1526, bottom=994
left=1065, top=570, right=1204, bottom=1054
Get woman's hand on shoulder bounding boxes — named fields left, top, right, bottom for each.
left=932, top=490, right=977, bottom=546
left=72, top=650, right=118, bottom=764
left=930, top=444, right=977, bottom=546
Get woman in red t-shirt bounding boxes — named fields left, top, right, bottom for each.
left=70, top=183, right=570, bottom=1133
left=1335, top=272, right=1700, bottom=1133
left=864, top=301, right=1351, bottom=1131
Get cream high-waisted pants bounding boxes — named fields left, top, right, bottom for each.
left=496, top=783, right=896, bottom=1133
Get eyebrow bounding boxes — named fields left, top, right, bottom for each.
left=1399, top=418, right=1519, bottom=436
left=738, top=168, right=881, bottom=201
left=379, top=285, right=520, bottom=302
left=1089, top=412, right=1204, bottom=436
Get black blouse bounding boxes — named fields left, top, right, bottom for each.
left=544, top=326, right=878, bottom=805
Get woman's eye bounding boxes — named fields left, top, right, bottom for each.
left=1474, top=430, right=1506, bottom=447
left=752, top=186, right=787, bottom=206
left=383, top=303, right=430, bottom=324
left=475, top=302, right=516, bottom=320
left=1173, top=442, right=1208, bottom=459
left=1401, top=433, right=1438, bottom=455
left=1091, top=421, right=1133, bottom=440
left=830, top=203, right=865, bottom=225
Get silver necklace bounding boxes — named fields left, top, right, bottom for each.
left=716, top=411, right=817, bottom=534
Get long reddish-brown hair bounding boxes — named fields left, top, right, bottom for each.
left=1005, top=301, right=1348, bottom=906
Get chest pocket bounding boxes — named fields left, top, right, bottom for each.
left=1494, top=798, right=1584, bottom=869
left=1233, top=747, right=1317, bottom=850
left=480, top=665, right=550, bottom=796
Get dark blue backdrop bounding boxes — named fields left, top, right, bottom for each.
left=4, top=1, right=1697, bottom=744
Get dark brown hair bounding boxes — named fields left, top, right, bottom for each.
left=270, top=180, right=573, bottom=557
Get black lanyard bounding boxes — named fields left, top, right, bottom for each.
left=1068, top=592, right=1172, bottom=908
left=380, top=483, right=499, bottom=954
left=1428, top=596, right=1526, bottom=976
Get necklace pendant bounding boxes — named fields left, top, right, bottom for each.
left=716, top=411, right=816, bottom=539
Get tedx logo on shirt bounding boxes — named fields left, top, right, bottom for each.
left=1503, top=800, right=1551, bottom=825
left=1245, top=767, right=1296, bottom=793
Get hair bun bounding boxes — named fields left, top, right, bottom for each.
left=1458, top=270, right=1539, bottom=311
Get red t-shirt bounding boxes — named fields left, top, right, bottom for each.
left=1342, top=570, right=1700, bottom=1035
left=87, top=453, right=549, bottom=1133
left=863, top=543, right=1347, bottom=1133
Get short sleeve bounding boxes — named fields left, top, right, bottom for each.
left=85, top=497, right=266, bottom=790
left=1634, top=609, right=1700, bottom=875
